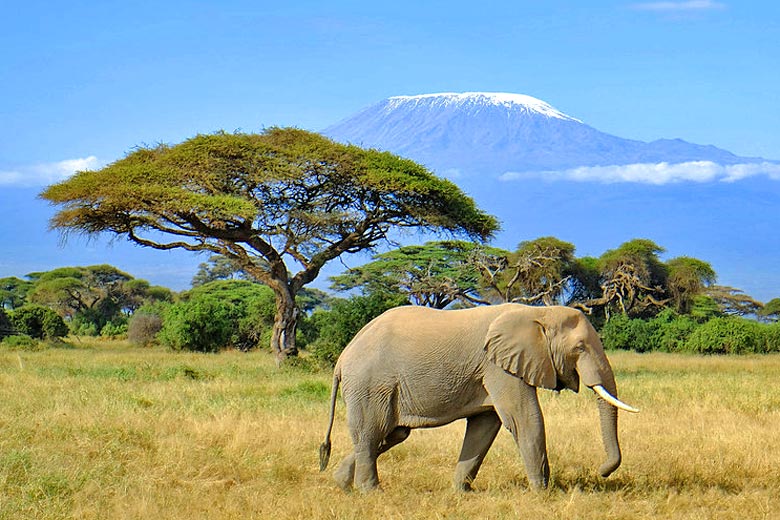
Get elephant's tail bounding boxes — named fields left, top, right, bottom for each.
left=319, top=366, right=341, bottom=472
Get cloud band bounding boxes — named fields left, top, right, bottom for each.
left=499, top=161, right=780, bottom=185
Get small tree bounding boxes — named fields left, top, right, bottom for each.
left=666, top=257, right=716, bottom=314
left=158, top=297, right=235, bottom=353
left=0, top=277, right=33, bottom=310
left=42, top=129, right=498, bottom=362
left=10, top=305, right=69, bottom=340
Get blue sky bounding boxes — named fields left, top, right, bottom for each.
left=1, top=0, right=779, bottom=292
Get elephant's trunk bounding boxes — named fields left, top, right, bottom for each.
left=596, top=390, right=621, bottom=477
left=576, top=354, right=624, bottom=478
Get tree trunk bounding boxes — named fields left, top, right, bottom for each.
left=270, top=285, right=299, bottom=364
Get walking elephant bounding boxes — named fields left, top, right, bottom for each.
left=319, top=303, right=638, bottom=492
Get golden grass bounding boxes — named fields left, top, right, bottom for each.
left=1, top=341, right=779, bottom=519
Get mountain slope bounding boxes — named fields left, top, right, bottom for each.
left=325, top=92, right=757, bottom=176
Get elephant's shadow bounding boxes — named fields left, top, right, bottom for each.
left=546, top=473, right=744, bottom=495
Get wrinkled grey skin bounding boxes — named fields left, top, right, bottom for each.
left=319, top=303, right=626, bottom=492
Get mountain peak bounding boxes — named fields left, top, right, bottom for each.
left=386, top=92, right=582, bottom=123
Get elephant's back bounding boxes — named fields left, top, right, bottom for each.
left=338, top=305, right=503, bottom=373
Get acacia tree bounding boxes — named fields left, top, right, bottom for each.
left=0, top=277, right=33, bottom=310
left=665, top=256, right=716, bottom=314
left=191, top=255, right=248, bottom=287
left=759, top=297, right=780, bottom=322
left=508, top=237, right=578, bottom=305
left=581, top=239, right=669, bottom=318
left=330, top=241, right=502, bottom=308
left=465, top=237, right=579, bottom=306
left=42, top=129, right=498, bottom=361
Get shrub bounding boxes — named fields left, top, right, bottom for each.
left=683, top=317, right=764, bottom=354
left=100, top=318, right=128, bottom=338
left=649, top=310, right=698, bottom=353
left=158, top=297, right=236, bottom=352
left=127, top=312, right=164, bottom=347
left=761, top=323, right=780, bottom=353
left=69, top=314, right=99, bottom=336
left=0, top=335, right=40, bottom=350
left=10, top=305, right=69, bottom=339
left=600, top=314, right=655, bottom=352
left=233, top=288, right=277, bottom=351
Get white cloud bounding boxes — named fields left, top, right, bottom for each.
left=0, top=156, right=101, bottom=187
left=631, top=0, right=725, bottom=11
left=499, top=161, right=780, bottom=185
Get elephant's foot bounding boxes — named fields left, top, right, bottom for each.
left=527, top=477, right=549, bottom=490
left=333, top=455, right=356, bottom=491
left=454, top=480, right=475, bottom=493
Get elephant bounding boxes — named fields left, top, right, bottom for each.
left=318, top=303, right=638, bottom=492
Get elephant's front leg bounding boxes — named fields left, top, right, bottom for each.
left=484, top=369, right=550, bottom=489
left=454, top=410, right=501, bottom=491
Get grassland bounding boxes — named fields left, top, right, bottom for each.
left=1, top=340, right=779, bottom=519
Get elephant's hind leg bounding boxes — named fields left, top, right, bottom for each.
left=453, top=411, right=501, bottom=491
left=342, top=394, right=401, bottom=492
left=333, top=427, right=410, bottom=491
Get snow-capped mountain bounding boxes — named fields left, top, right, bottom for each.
left=325, top=92, right=757, bottom=177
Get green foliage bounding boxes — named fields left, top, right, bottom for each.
left=9, top=305, right=69, bottom=340
left=683, top=317, right=766, bottom=354
left=159, top=280, right=280, bottom=352
left=0, top=335, right=39, bottom=350
left=650, top=310, right=698, bottom=352
left=0, top=276, right=33, bottom=310
left=603, top=312, right=780, bottom=356
left=763, top=323, right=780, bottom=352
left=308, top=293, right=407, bottom=365
left=100, top=318, right=128, bottom=338
left=509, top=236, right=578, bottom=305
left=601, top=310, right=704, bottom=353
left=26, top=264, right=170, bottom=336
left=689, top=295, right=722, bottom=322
left=158, top=297, right=236, bottom=353
left=601, top=314, right=655, bottom=352
left=759, top=297, right=780, bottom=322
left=666, top=257, right=716, bottom=313
left=330, top=240, right=497, bottom=308
left=596, top=238, right=669, bottom=318
left=191, top=255, right=248, bottom=287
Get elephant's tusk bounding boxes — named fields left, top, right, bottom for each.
left=592, top=385, right=640, bottom=413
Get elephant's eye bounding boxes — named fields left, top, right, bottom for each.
left=574, top=342, right=586, bottom=353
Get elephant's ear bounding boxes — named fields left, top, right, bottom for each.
left=484, top=309, right=557, bottom=389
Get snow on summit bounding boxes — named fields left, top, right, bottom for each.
left=386, top=92, right=582, bottom=122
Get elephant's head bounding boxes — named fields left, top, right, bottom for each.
left=484, top=305, right=638, bottom=478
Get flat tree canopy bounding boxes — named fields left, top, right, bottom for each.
left=41, top=128, right=499, bottom=360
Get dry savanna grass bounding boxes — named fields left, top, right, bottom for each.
left=1, top=340, right=779, bottom=519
